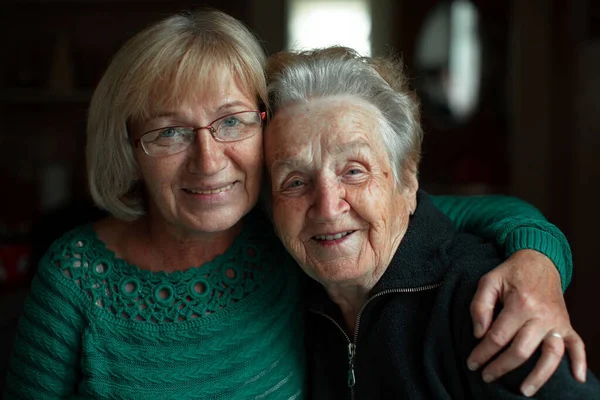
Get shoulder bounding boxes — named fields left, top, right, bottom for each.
left=40, top=222, right=104, bottom=269
left=434, top=233, right=503, bottom=333
left=24, top=222, right=111, bottom=318
left=36, top=220, right=114, bottom=293
left=442, top=232, right=503, bottom=283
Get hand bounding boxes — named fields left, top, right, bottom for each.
left=467, top=249, right=586, bottom=397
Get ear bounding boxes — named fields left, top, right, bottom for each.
left=401, top=158, right=419, bottom=215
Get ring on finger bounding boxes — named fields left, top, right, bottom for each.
left=547, top=331, right=563, bottom=340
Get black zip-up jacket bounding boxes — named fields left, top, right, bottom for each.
left=305, top=191, right=599, bottom=399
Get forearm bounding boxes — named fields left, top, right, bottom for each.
left=431, top=195, right=546, bottom=233
left=431, top=194, right=572, bottom=291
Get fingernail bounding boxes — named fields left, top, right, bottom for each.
left=578, top=367, right=586, bottom=383
left=522, top=385, right=536, bottom=397
left=482, top=374, right=495, bottom=383
left=467, top=360, right=479, bottom=371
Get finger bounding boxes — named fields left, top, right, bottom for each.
left=470, top=272, right=502, bottom=339
left=563, top=331, right=587, bottom=382
left=467, top=308, right=525, bottom=371
left=519, top=334, right=565, bottom=397
left=479, top=320, right=544, bottom=382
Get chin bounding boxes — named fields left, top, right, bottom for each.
left=181, top=206, right=251, bottom=235
left=309, top=262, right=366, bottom=285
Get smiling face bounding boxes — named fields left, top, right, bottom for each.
left=129, top=69, right=263, bottom=238
left=265, top=96, right=418, bottom=288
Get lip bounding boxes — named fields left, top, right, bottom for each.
left=311, top=230, right=357, bottom=247
left=183, top=181, right=237, bottom=194
left=181, top=181, right=239, bottom=203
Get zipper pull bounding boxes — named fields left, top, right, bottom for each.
left=347, top=343, right=356, bottom=388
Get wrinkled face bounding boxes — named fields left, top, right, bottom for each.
left=265, top=96, right=417, bottom=286
left=130, top=69, right=263, bottom=236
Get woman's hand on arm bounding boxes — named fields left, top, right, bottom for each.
left=430, top=193, right=583, bottom=394
left=467, top=249, right=586, bottom=397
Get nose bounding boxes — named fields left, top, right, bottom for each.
left=308, top=178, right=350, bottom=222
left=187, top=129, right=228, bottom=175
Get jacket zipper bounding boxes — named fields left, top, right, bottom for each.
left=311, top=282, right=442, bottom=399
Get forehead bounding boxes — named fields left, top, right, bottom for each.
left=266, top=97, right=382, bottom=159
left=167, top=68, right=252, bottom=109
left=133, top=64, right=256, bottom=122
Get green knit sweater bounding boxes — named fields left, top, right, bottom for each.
left=5, top=211, right=306, bottom=400
left=4, top=195, right=572, bottom=399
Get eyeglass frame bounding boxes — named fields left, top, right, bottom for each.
left=132, top=110, right=267, bottom=156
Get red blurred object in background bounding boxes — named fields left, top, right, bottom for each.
left=0, top=244, right=31, bottom=288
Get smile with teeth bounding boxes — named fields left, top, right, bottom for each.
left=313, top=231, right=355, bottom=241
left=185, top=182, right=235, bottom=195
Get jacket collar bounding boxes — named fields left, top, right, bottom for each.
left=371, top=190, right=456, bottom=293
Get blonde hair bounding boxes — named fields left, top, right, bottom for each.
left=87, top=9, right=267, bottom=220
left=267, top=47, right=422, bottom=186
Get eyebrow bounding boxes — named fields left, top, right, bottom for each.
left=215, top=100, right=256, bottom=113
left=330, top=139, right=372, bottom=156
left=149, top=100, right=256, bottom=121
left=270, top=139, right=372, bottom=172
left=271, top=158, right=305, bottom=172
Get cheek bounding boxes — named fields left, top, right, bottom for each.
left=273, top=197, right=305, bottom=236
left=347, top=180, right=394, bottom=222
left=233, top=138, right=263, bottom=181
left=137, top=157, right=180, bottom=190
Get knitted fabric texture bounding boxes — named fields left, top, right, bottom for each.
left=429, top=194, right=572, bottom=291
left=5, top=213, right=305, bottom=400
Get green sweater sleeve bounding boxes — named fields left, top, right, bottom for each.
left=4, top=261, right=85, bottom=399
left=430, top=194, right=572, bottom=291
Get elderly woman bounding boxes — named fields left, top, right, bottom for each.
left=2, top=10, right=585, bottom=400
left=264, top=47, right=599, bottom=399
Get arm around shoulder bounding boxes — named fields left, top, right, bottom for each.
left=430, top=194, right=572, bottom=290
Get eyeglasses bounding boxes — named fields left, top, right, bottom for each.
left=133, top=110, right=266, bottom=157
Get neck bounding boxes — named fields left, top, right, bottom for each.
left=131, top=214, right=243, bottom=272
left=324, top=283, right=372, bottom=333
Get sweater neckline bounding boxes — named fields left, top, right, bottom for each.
left=78, top=220, right=252, bottom=280
left=52, top=210, right=289, bottom=327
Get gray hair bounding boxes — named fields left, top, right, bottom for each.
left=87, top=9, right=267, bottom=220
left=266, top=47, right=423, bottom=186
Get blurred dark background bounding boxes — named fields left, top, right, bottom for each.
left=1, top=0, right=599, bottom=387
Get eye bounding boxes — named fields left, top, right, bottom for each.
left=288, top=179, right=304, bottom=188
left=280, top=177, right=306, bottom=192
left=221, top=116, right=241, bottom=128
left=155, top=127, right=189, bottom=139
left=342, top=164, right=368, bottom=183
left=344, top=166, right=366, bottom=177
left=142, top=127, right=191, bottom=146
